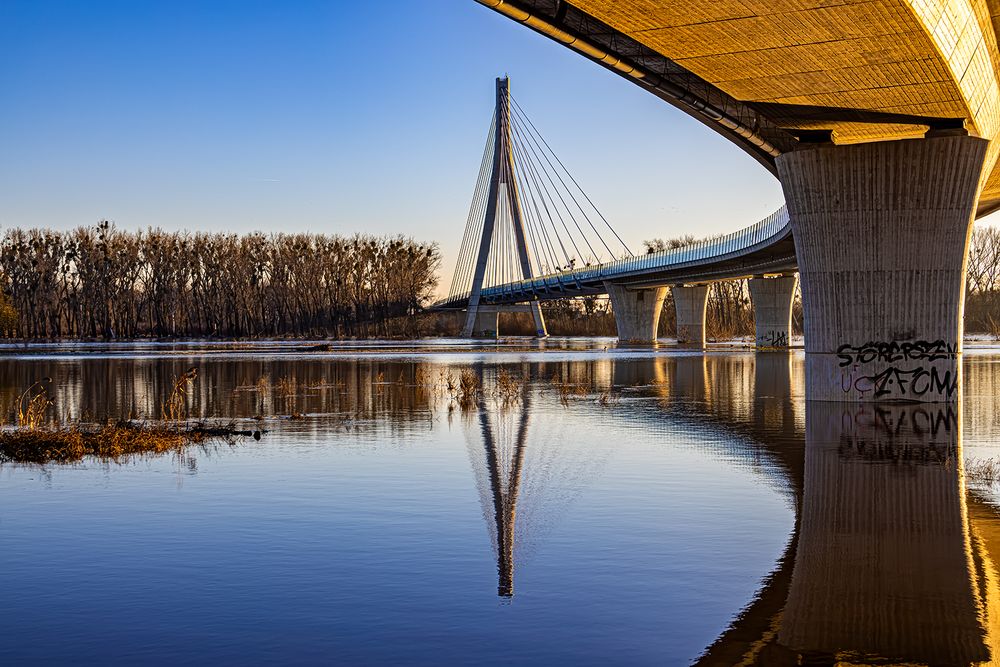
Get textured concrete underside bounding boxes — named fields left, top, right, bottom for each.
left=568, top=0, right=1000, bottom=209
left=778, top=134, right=988, bottom=402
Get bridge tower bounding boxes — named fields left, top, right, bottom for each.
left=461, top=78, right=546, bottom=338
left=461, top=77, right=548, bottom=338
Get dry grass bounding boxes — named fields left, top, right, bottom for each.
left=458, top=369, right=480, bottom=404
left=274, top=376, right=297, bottom=397
left=549, top=373, right=591, bottom=405
left=162, top=367, right=198, bottom=422
left=443, top=369, right=481, bottom=407
left=597, top=390, right=620, bottom=406
left=966, top=457, right=1000, bottom=484
left=16, top=378, right=52, bottom=429
left=493, top=369, right=525, bottom=403
left=0, top=423, right=209, bottom=464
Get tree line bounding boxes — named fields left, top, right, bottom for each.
left=0, top=222, right=440, bottom=339
left=966, top=225, right=1000, bottom=335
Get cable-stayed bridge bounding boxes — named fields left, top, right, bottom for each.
left=457, top=0, right=1000, bottom=405
left=436, top=77, right=797, bottom=350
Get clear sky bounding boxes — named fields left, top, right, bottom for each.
left=0, top=0, right=786, bottom=292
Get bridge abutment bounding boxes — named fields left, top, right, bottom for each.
left=605, top=283, right=665, bottom=344
left=777, top=135, right=988, bottom=402
left=749, top=275, right=797, bottom=349
left=673, top=284, right=708, bottom=348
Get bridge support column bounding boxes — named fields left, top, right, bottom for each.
left=471, top=310, right=499, bottom=339
left=777, top=134, right=988, bottom=402
left=673, top=284, right=708, bottom=348
left=605, top=283, right=665, bottom=344
left=749, top=275, right=797, bottom=349
left=528, top=301, right=547, bottom=338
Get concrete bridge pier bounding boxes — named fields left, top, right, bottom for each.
left=748, top=275, right=797, bottom=349
left=673, top=284, right=709, bottom=348
left=777, top=134, right=989, bottom=402
left=605, top=282, right=665, bottom=344
left=470, top=310, right=499, bottom=339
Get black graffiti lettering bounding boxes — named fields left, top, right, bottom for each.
left=853, top=366, right=958, bottom=399
left=837, top=339, right=958, bottom=367
left=759, top=331, right=788, bottom=347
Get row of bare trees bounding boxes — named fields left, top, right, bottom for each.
left=644, top=236, right=759, bottom=338
left=966, top=225, right=1000, bottom=335
left=0, top=222, right=440, bottom=339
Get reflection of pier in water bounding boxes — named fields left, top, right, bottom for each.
left=663, top=354, right=1000, bottom=665
left=503, top=352, right=1000, bottom=663
left=476, top=380, right=529, bottom=597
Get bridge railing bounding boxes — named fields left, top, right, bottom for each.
left=438, top=205, right=789, bottom=306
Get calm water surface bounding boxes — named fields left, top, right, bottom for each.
left=3, top=338, right=1000, bottom=665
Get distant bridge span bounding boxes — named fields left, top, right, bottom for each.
left=437, top=206, right=794, bottom=307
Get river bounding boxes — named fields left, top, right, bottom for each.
left=2, top=339, right=1000, bottom=665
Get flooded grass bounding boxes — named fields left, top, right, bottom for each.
left=0, top=422, right=208, bottom=464
left=494, top=369, right=524, bottom=402
left=0, top=370, right=261, bottom=464
left=966, top=457, right=1000, bottom=484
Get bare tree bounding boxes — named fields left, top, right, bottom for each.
left=0, top=223, right=440, bottom=340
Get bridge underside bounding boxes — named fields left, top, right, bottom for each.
left=479, top=0, right=1000, bottom=216
left=472, top=0, right=1000, bottom=401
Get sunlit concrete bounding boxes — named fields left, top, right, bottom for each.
left=748, top=275, right=796, bottom=349
left=518, top=0, right=1000, bottom=213
left=605, top=282, right=666, bottom=344
left=778, top=403, right=987, bottom=664
left=673, top=284, right=708, bottom=348
left=778, top=134, right=988, bottom=402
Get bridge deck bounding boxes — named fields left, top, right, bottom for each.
left=435, top=206, right=792, bottom=309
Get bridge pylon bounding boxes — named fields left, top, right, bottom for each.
left=460, top=77, right=546, bottom=338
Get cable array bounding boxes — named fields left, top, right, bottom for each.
left=448, top=90, right=633, bottom=301
left=448, top=113, right=497, bottom=300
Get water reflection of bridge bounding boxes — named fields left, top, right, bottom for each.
left=463, top=366, right=613, bottom=598
left=467, top=352, right=1000, bottom=664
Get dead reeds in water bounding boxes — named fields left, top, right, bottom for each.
left=162, top=367, right=198, bottom=423
left=966, top=457, right=1000, bottom=484
left=0, top=423, right=208, bottom=464
left=493, top=369, right=523, bottom=403
left=0, top=371, right=253, bottom=465
left=443, top=369, right=482, bottom=407
left=16, top=377, right=52, bottom=429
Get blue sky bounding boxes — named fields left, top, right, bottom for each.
left=0, top=0, right=785, bottom=287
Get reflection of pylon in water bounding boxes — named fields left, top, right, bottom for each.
left=464, top=368, right=614, bottom=599
left=480, top=392, right=529, bottom=597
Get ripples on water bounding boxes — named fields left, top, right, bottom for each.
left=2, top=339, right=1000, bottom=665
